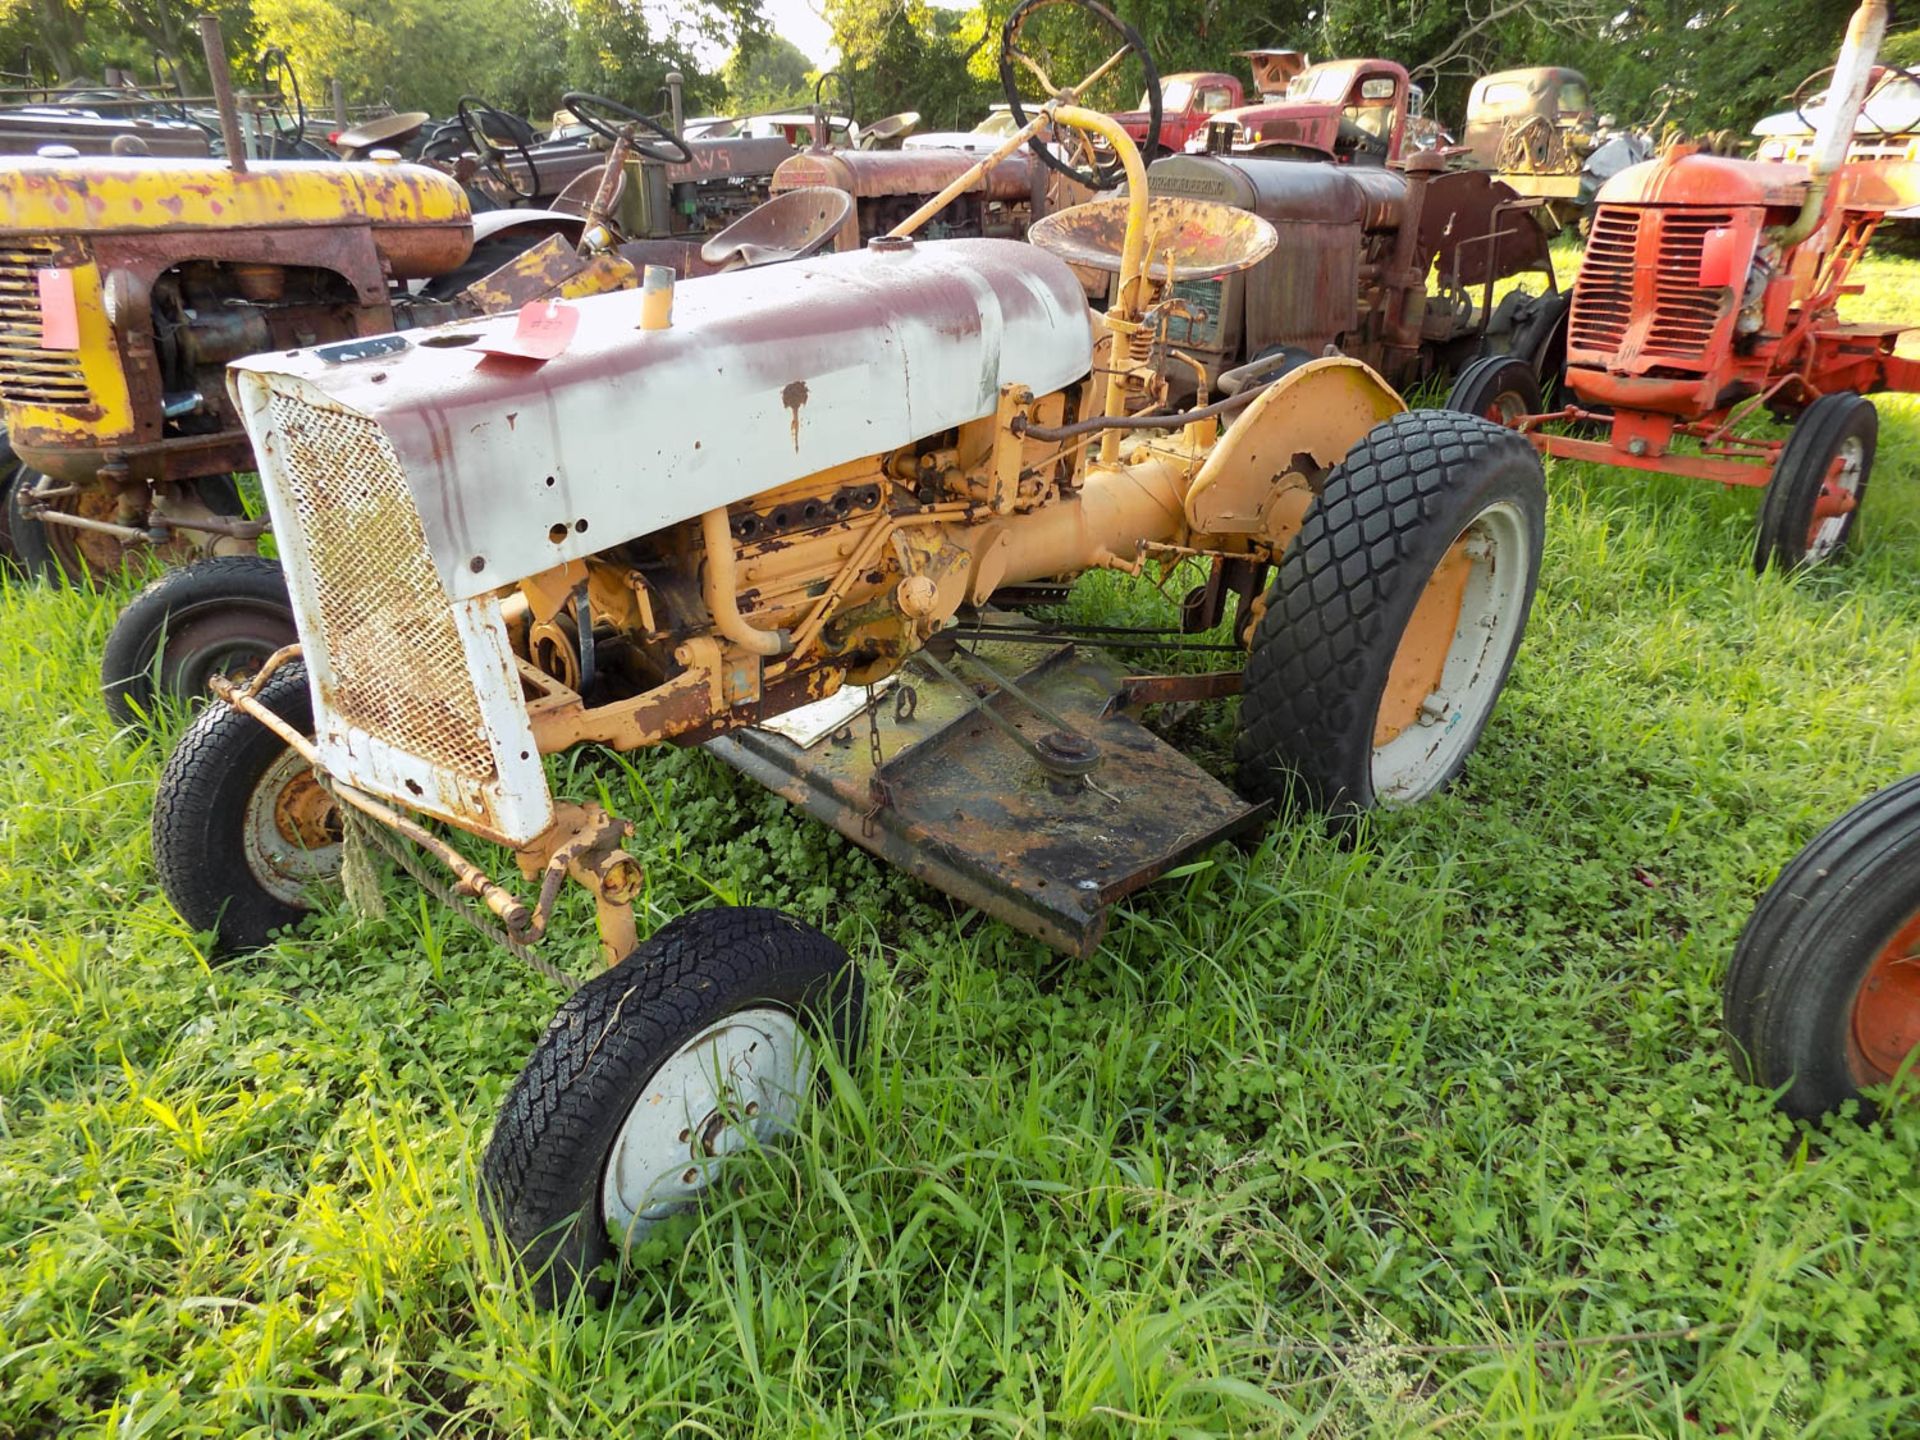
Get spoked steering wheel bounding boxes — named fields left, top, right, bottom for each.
left=255, top=46, right=306, bottom=144
left=561, top=91, right=692, bottom=165
left=999, top=0, right=1160, bottom=190
left=458, top=96, right=539, bottom=203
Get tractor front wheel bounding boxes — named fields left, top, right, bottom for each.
left=481, top=908, right=863, bottom=1306
left=102, top=555, right=296, bottom=728
left=152, top=661, right=339, bottom=955
left=1724, top=774, right=1920, bottom=1122
left=1754, top=391, right=1875, bottom=572
left=1235, top=409, right=1546, bottom=813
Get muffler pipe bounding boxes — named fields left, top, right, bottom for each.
left=1774, top=0, right=1887, bottom=245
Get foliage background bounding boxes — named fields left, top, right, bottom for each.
left=1, top=0, right=1912, bottom=138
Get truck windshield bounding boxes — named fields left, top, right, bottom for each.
left=1286, top=67, right=1352, bottom=103
left=1156, top=79, right=1193, bottom=111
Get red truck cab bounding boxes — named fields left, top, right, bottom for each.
left=1109, top=71, right=1245, bottom=154
left=1191, top=58, right=1414, bottom=165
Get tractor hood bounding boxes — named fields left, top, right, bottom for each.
left=0, top=156, right=473, bottom=279
left=1185, top=101, right=1337, bottom=154
left=229, top=237, right=1094, bottom=604
left=1596, top=151, right=1811, bottom=208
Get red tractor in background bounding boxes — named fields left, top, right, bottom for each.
left=1451, top=0, right=1917, bottom=572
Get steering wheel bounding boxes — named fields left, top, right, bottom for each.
left=560, top=91, right=692, bottom=165
left=152, top=50, right=190, bottom=121
left=458, top=96, right=539, bottom=203
left=814, top=69, right=853, bottom=120
left=999, top=0, right=1160, bottom=190
left=255, top=46, right=305, bottom=143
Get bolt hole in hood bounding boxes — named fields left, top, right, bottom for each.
left=229, top=238, right=1094, bottom=603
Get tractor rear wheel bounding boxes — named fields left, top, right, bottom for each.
left=1724, top=773, right=1920, bottom=1121
left=1235, top=409, right=1546, bottom=813
left=152, top=661, right=338, bottom=955
left=102, top=555, right=296, bottom=728
left=1754, top=391, right=1875, bottom=572
left=481, top=908, right=863, bottom=1306
left=1445, top=354, right=1541, bottom=427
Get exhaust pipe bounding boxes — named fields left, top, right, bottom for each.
left=198, top=15, right=248, bottom=174
left=1773, top=0, right=1887, bottom=245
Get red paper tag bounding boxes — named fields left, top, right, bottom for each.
left=476, top=300, right=580, bottom=362
left=36, top=268, right=79, bottom=350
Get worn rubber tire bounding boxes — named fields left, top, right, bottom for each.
left=481, top=908, right=863, bottom=1308
left=1235, top=409, right=1546, bottom=813
left=1754, top=391, right=1876, bottom=573
left=1724, top=773, right=1920, bottom=1122
left=1446, top=354, right=1541, bottom=426
left=102, top=555, right=295, bottom=728
left=0, top=437, right=23, bottom=574
left=152, top=661, right=331, bottom=955
left=4, top=471, right=58, bottom=581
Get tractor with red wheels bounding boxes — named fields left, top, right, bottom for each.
left=1449, top=0, right=1918, bottom=572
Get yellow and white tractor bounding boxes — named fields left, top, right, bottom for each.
left=151, top=0, right=1549, bottom=1304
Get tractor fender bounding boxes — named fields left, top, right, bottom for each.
left=469, top=207, right=586, bottom=247
left=1184, top=356, right=1403, bottom=541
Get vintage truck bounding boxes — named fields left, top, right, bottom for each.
left=1189, top=57, right=1422, bottom=165
left=1102, top=52, right=1310, bottom=156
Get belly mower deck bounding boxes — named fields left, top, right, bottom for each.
left=705, top=639, right=1267, bottom=956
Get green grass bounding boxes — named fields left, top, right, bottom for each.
left=5, top=259, right=1920, bottom=1437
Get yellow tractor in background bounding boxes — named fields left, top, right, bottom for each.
left=150, top=0, right=1549, bottom=1304
left=0, top=21, right=838, bottom=725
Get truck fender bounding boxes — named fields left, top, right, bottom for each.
left=1184, top=357, right=1403, bottom=542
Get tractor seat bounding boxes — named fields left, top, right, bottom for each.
left=699, top=187, right=854, bottom=270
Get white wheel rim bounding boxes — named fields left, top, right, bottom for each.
left=600, top=1006, right=814, bottom=1249
left=1371, top=499, right=1532, bottom=805
left=1806, top=434, right=1864, bottom=562
left=241, top=748, right=342, bottom=905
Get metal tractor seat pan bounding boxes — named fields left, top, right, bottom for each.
left=1028, top=194, right=1278, bottom=280
left=698, top=186, right=853, bottom=269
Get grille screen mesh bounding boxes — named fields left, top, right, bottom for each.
left=0, top=240, right=91, bottom=406
left=265, top=389, right=496, bottom=785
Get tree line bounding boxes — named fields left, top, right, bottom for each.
left=0, top=0, right=1895, bottom=144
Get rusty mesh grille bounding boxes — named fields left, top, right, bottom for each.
left=264, top=389, right=496, bottom=785
left=1567, top=205, right=1637, bottom=356
left=0, top=239, right=92, bottom=406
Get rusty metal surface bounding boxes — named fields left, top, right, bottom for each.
left=231, top=237, right=1093, bottom=603
left=699, top=186, right=853, bottom=268
left=1029, top=195, right=1277, bottom=280
left=1415, top=170, right=1552, bottom=289
left=705, top=641, right=1267, bottom=956
left=771, top=147, right=1038, bottom=201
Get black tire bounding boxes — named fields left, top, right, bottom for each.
left=1445, top=354, right=1541, bottom=427
left=152, top=661, right=338, bottom=955
left=1514, top=290, right=1570, bottom=403
left=5, top=469, right=58, bottom=580
left=0, top=435, right=23, bottom=574
left=1754, top=391, right=1876, bottom=573
left=1235, top=409, right=1546, bottom=813
left=482, top=907, right=863, bottom=1307
left=102, top=555, right=296, bottom=728
left=1725, top=774, right=1920, bottom=1122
